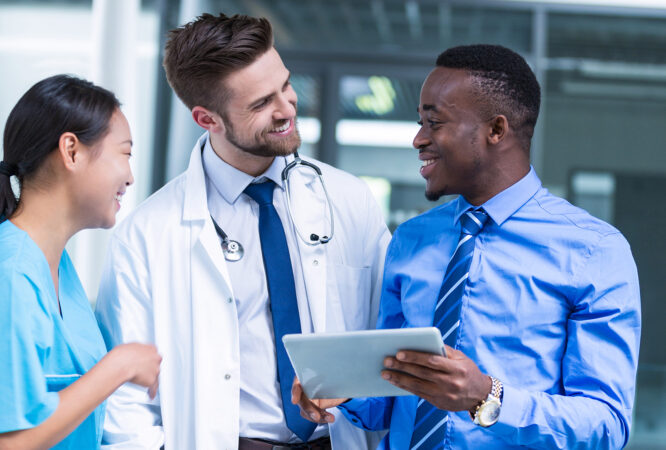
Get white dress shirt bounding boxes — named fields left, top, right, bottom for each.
left=202, top=137, right=328, bottom=443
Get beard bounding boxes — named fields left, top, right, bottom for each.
left=224, top=118, right=301, bottom=158
left=425, top=188, right=446, bottom=201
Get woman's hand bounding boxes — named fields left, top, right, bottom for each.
left=108, top=343, right=162, bottom=398
left=0, top=343, right=162, bottom=450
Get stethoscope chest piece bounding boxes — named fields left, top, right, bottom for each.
left=222, top=239, right=244, bottom=262
left=211, top=216, right=244, bottom=262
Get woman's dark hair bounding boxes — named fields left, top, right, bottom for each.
left=0, top=74, right=120, bottom=220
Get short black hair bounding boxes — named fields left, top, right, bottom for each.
left=436, top=44, right=541, bottom=150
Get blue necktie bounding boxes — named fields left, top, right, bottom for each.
left=408, top=209, right=489, bottom=450
left=244, top=181, right=316, bottom=442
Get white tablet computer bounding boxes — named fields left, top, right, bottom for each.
left=283, top=327, right=444, bottom=399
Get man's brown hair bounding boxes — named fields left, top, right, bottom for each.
left=163, top=13, right=273, bottom=115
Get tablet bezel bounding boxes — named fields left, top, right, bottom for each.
left=283, top=327, right=444, bottom=399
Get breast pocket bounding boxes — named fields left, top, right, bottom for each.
left=45, top=373, right=104, bottom=447
left=328, top=264, right=372, bottom=330
left=45, top=374, right=81, bottom=392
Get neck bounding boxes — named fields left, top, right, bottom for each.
left=466, top=160, right=531, bottom=206
left=209, top=132, right=274, bottom=177
left=10, top=187, right=77, bottom=273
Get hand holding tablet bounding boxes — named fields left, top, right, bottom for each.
left=283, top=327, right=445, bottom=399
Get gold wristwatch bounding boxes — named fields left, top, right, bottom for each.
left=470, top=376, right=503, bottom=427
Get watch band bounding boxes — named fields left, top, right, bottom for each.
left=490, top=376, right=502, bottom=399
left=470, top=376, right=503, bottom=426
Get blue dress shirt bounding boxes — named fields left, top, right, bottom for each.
left=339, top=168, right=641, bottom=449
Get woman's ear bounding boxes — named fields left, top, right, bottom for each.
left=487, top=115, right=509, bottom=146
left=57, top=132, right=81, bottom=171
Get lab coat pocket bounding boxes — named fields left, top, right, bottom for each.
left=45, top=373, right=81, bottom=392
left=328, top=264, right=372, bottom=331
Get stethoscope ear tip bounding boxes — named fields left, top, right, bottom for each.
left=309, top=233, right=331, bottom=244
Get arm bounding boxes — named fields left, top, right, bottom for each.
left=383, top=233, right=641, bottom=449
left=491, top=233, right=641, bottom=448
left=0, top=344, right=160, bottom=450
left=95, top=234, right=164, bottom=449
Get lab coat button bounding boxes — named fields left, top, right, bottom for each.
left=227, top=297, right=233, bottom=304
left=312, top=260, right=319, bottom=266
left=224, top=374, right=231, bottom=380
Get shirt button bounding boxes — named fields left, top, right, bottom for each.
left=224, top=374, right=231, bottom=380
left=227, top=297, right=233, bottom=304
left=313, top=260, right=319, bottom=266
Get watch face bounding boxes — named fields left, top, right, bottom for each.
left=479, top=402, right=501, bottom=426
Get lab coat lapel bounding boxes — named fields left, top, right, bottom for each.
left=183, top=134, right=234, bottom=293
left=287, top=163, right=329, bottom=332
left=182, top=135, right=240, bottom=445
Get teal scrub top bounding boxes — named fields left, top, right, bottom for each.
left=0, top=220, right=107, bottom=449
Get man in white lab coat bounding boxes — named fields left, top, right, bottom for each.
left=95, top=12, right=390, bottom=450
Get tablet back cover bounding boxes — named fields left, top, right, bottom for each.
left=283, top=327, right=443, bottom=399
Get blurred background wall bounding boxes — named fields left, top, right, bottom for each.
left=1, top=0, right=665, bottom=447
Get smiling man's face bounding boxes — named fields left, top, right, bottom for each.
left=220, top=47, right=301, bottom=158
left=414, top=67, right=489, bottom=203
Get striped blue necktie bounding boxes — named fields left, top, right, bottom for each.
left=244, top=181, right=316, bottom=442
left=408, top=208, right=489, bottom=450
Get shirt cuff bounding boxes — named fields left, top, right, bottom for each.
left=487, top=383, right=529, bottom=440
left=337, top=398, right=369, bottom=430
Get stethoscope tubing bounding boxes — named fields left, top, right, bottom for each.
left=209, top=150, right=335, bottom=261
left=282, top=152, right=335, bottom=246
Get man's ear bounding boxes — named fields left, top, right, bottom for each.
left=192, top=106, right=225, bottom=133
left=487, top=115, right=509, bottom=146
left=58, top=132, right=81, bottom=171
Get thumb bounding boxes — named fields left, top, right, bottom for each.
left=443, top=344, right=463, bottom=358
left=292, top=377, right=304, bottom=404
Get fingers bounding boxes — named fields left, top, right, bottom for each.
left=291, top=376, right=303, bottom=404
left=148, top=380, right=159, bottom=399
left=290, top=377, right=335, bottom=424
left=380, top=350, right=458, bottom=401
left=386, top=350, right=452, bottom=374
left=381, top=367, right=439, bottom=400
left=300, top=405, right=335, bottom=424
left=443, top=344, right=462, bottom=359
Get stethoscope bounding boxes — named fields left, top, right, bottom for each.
left=211, top=151, right=335, bottom=262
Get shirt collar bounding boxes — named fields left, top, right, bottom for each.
left=454, top=166, right=541, bottom=226
left=202, top=136, right=286, bottom=204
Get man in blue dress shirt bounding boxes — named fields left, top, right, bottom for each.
left=294, top=44, right=641, bottom=449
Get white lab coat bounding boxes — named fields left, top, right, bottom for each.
left=95, top=135, right=391, bottom=450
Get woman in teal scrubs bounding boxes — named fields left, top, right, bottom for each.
left=0, top=75, right=161, bottom=449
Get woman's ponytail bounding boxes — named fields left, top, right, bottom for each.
left=0, top=161, right=18, bottom=220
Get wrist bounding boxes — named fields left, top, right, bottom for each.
left=106, top=345, right=135, bottom=384
left=469, top=376, right=503, bottom=427
left=468, top=375, right=492, bottom=415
